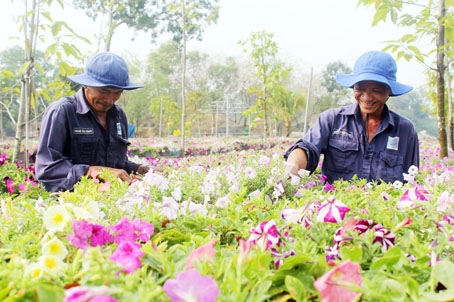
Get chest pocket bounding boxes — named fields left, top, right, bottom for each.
left=107, top=136, right=130, bottom=168
left=377, top=151, right=404, bottom=182
left=72, top=135, right=100, bottom=164
left=326, top=138, right=359, bottom=173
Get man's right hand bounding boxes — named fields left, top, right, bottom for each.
left=286, top=148, right=308, bottom=176
left=86, top=166, right=133, bottom=185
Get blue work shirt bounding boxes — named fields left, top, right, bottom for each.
left=284, top=103, right=420, bottom=184
left=35, top=88, right=140, bottom=192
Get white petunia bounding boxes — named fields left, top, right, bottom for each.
left=38, top=254, right=67, bottom=276
left=43, top=205, right=72, bottom=233
left=41, top=237, right=68, bottom=260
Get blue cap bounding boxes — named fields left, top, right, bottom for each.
left=336, top=51, right=413, bottom=96
left=68, top=52, right=143, bottom=90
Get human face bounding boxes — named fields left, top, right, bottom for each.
left=84, top=86, right=124, bottom=113
left=353, top=81, right=390, bottom=117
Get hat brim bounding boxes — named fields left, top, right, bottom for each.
left=68, top=74, right=143, bottom=90
left=336, top=73, right=413, bottom=96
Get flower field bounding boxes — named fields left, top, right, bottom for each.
left=1, top=135, right=454, bottom=301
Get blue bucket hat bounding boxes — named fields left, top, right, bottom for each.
left=336, top=51, right=413, bottom=96
left=68, top=52, right=143, bottom=90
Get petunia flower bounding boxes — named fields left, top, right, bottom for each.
left=110, top=241, right=144, bottom=274
left=43, top=204, right=72, bottom=233
left=317, top=196, right=350, bottom=223
left=163, top=269, right=219, bottom=302
left=41, top=237, right=68, bottom=260
left=248, top=220, right=281, bottom=251
left=38, top=254, right=67, bottom=276
left=67, top=219, right=113, bottom=250
left=185, top=239, right=217, bottom=270
left=314, top=260, right=362, bottom=302
left=64, top=286, right=118, bottom=302
left=398, top=185, right=431, bottom=209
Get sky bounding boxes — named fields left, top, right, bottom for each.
left=0, top=0, right=428, bottom=87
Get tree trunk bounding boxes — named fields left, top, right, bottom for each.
left=180, top=2, right=187, bottom=155
left=436, top=0, right=448, bottom=158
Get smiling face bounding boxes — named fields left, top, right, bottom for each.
left=83, top=86, right=124, bottom=114
left=353, top=80, right=390, bottom=118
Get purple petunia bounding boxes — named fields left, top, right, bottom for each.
left=316, top=196, right=350, bottom=223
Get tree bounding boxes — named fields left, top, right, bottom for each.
left=9, top=0, right=87, bottom=164
left=239, top=31, right=292, bottom=139
left=72, top=0, right=163, bottom=51
left=162, top=0, right=220, bottom=153
left=320, top=61, right=352, bottom=107
left=357, top=0, right=452, bottom=157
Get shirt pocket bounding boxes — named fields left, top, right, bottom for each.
left=377, top=151, right=404, bottom=182
left=72, top=136, right=99, bottom=164
left=107, top=136, right=130, bottom=168
left=326, top=138, right=359, bottom=173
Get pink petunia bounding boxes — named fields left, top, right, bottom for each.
left=67, top=220, right=94, bottom=250
left=163, top=269, right=219, bottom=302
left=316, top=196, right=350, bottom=223
left=110, top=241, right=144, bottom=274
left=185, top=240, right=217, bottom=271
left=110, top=217, right=135, bottom=244
left=5, top=177, right=14, bottom=194
left=314, top=260, right=362, bottom=302
left=67, top=220, right=113, bottom=250
left=64, top=286, right=118, bottom=302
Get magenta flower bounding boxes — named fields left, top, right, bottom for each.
left=90, top=224, right=114, bottom=247
left=110, top=217, right=154, bottom=244
left=64, top=286, right=118, bottom=302
left=314, top=260, right=362, bottom=302
left=163, top=269, right=219, bottom=302
left=398, top=185, right=431, bottom=209
left=67, top=220, right=113, bottom=250
left=131, top=218, right=154, bottom=242
left=373, top=224, right=396, bottom=252
left=248, top=220, right=281, bottom=250
left=110, top=241, right=144, bottom=274
left=316, top=196, right=350, bottom=223
left=4, top=177, right=14, bottom=194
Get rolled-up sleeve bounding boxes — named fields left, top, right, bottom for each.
left=35, top=103, right=89, bottom=192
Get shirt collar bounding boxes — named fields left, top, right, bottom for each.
left=75, top=88, right=91, bottom=114
left=341, top=103, right=394, bottom=128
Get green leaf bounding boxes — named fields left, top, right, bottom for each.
left=422, top=289, right=454, bottom=302
left=432, top=261, right=454, bottom=289
left=285, top=275, right=307, bottom=302
left=339, top=245, right=363, bottom=263
left=37, top=284, right=64, bottom=301
left=370, top=246, right=403, bottom=270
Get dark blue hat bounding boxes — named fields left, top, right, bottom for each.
left=336, top=51, right=413, bottom=96
left=68, top=52, right=143, bottom=90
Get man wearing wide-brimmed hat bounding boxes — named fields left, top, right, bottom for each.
left=36, top=52, right=150, bottom=192
left=284, top=51, right=420, bottom=184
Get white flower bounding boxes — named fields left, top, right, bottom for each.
left=393, top=180, right=403, bottom=189
left=215, top=195, right=230, bottom=208
left=43, top=205, right=72, bottom=233
left=248, top=189, right=261, bottom=200
left=244, top=166, right=257, bottom=179
left=41, top=237, right=68, bottom=260
left=73, top=201, right=101, bottom=221
left=38, top=254, right=67, bottom=276
left=25, top=262, right=43, bottom=279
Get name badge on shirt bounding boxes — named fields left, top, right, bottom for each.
left=116, top=122, right=122, bottom=136
left=73, top=128, right=94, bottom=135
left=387, top=136, right=399, bottom=150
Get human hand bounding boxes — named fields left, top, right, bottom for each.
left=86, top=166, right=133, bottom=185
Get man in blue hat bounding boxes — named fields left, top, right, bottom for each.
left=36, top=52, right=151, bottom=192
left=284, top=51, right=420, bottom=184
